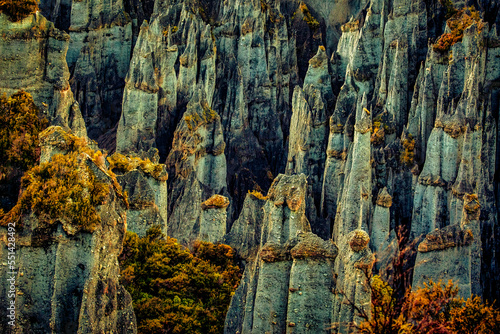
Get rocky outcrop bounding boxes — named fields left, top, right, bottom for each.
left=332, top=230, right=373, bottom=334
left=225, top=174, right=340, bottom=333
left=0, top=127, right=136, bottom=333
left=286, top=46, right=333, bottom=238
left=0, top=13, right=86, bottom=137
left=224, top=193, right=266, bottom=261
left=116, top=166, right=168, bottom=237
left=165, top=87, right=228, bottom=244
left=413, top=193, right=481, bottom=298
left=199, top=195, right=230, bottom=243
left=4, top=0, right=500, bottom=331
left=39, top=0, right=133, bottom=146
left=333, top=94, right=372, bottom=243
left=116, top=1, right=216, bottom=156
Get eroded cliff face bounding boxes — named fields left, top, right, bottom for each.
left=0, top=127, right=136, bottom=333
left=2, top=0, right=500, bottom=332
left=0, top=12, right=86, bottom=138
left=39, top=0, right=134, bottom=148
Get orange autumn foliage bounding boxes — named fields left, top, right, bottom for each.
left=433, top=6, right=484, bottom=52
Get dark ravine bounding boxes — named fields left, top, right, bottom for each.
left=1, top=0, right=500, bottom=332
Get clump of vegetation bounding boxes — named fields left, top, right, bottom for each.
left=0, top=91, right=48, bottom=212
left=1, top=151, right=109, bottom=232
left=163, top=25, right=179, bottom=36
left=341, top=19, right=360, bottom=32
left=463, top=193, right=481, bottom=215
left=371, top=121, right=386, bottom=146
left=0, top=0, right=38, bottom=22
left=119, top=227, right=241, bottom=334
left=0, top=91, right=48, bottom=174
left=299, top=2, right=320, bottom=31
left=349, top=230, right=370, bottom=252
left=184, top=102, right=218, bottom=131
left=107, top=152, right=168, bottom=182
left=354, top=278, right=500, bottom=334
left=433, top=6, right=484, bottom=52
left=248, top=189, right=268, bottom=201
left=0, top=124, right=132, bottom=231
left=260, top=0, right=269, bottom=13
left=400, top=134, right=415, bottom=167
left=201, top=194, right=230, bottom=210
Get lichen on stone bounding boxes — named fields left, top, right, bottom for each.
left=418, top=224, right=474, bottom=253
left=107, top=152, right=168, bottom=182
left=201, top=194, right=230, bottom=210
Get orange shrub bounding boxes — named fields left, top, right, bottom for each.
left=434, top=6, right=484, bottom=52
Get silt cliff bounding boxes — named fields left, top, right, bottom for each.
left=1, top=0, right=500, bottom=333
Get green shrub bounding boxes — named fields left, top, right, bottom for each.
left=0, top=91, right=48, bottom=173
left=0, top=90, right=48, bottom=212
left=107, top=152, right=168, bottom=181
left=400, top=134, right=415, bottom=167
left=0, top=0, right=39, bottom=22
left=119, top=227, right=242, bottom=334
left=1, top=151, right=109, bottom=232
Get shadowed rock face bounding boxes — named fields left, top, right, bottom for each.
left=0, top=13, right=86, bottom=138
left=4, top=0, right=500, bottom=332
left=0, top=127, right=136, bottom=334
left=38, top=0, right=134, bottom=149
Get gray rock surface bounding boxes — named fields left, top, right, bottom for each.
left=413, top=193, right=481, bottom=298
left=199, top=195, right=230, bottom=243
left=4, top=0, right=500, bottom=331
left=165, top=87, right=228, bottom=244
left=223, top=193, right=266, bottom=261
left=225, top=174, right=344, bottom=333
left=332, top=230, right=373, bottom=334
left=117, top=168, right=168, bottom=237
left=0, top=128, right=136, bottom=334
left=0, top=13, right=86, bottom=138
left=286, top=46, right=333, bottom=238
left=39, top=0, right=133, bottom=146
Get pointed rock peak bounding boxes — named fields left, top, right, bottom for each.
left=290, top=232, right=338, bottom=260
left=266, top=173, right=308, bottom=212
left=308, top=45, right=328, bottom=69
left=489, top=23, right=498, bottom=38
left=140, top=19, right=150, bottom=31
left=376, top=187, right=393, bottom=208
left=355, top=93, right=371, bottom=133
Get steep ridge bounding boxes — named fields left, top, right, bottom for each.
left=0, top=127, right=136, bottom=333
left=0, top=12, right=86, bottom=137
left=2, top=0, right=500, bottom=332
left=39, top=0, right=134, bottom=148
